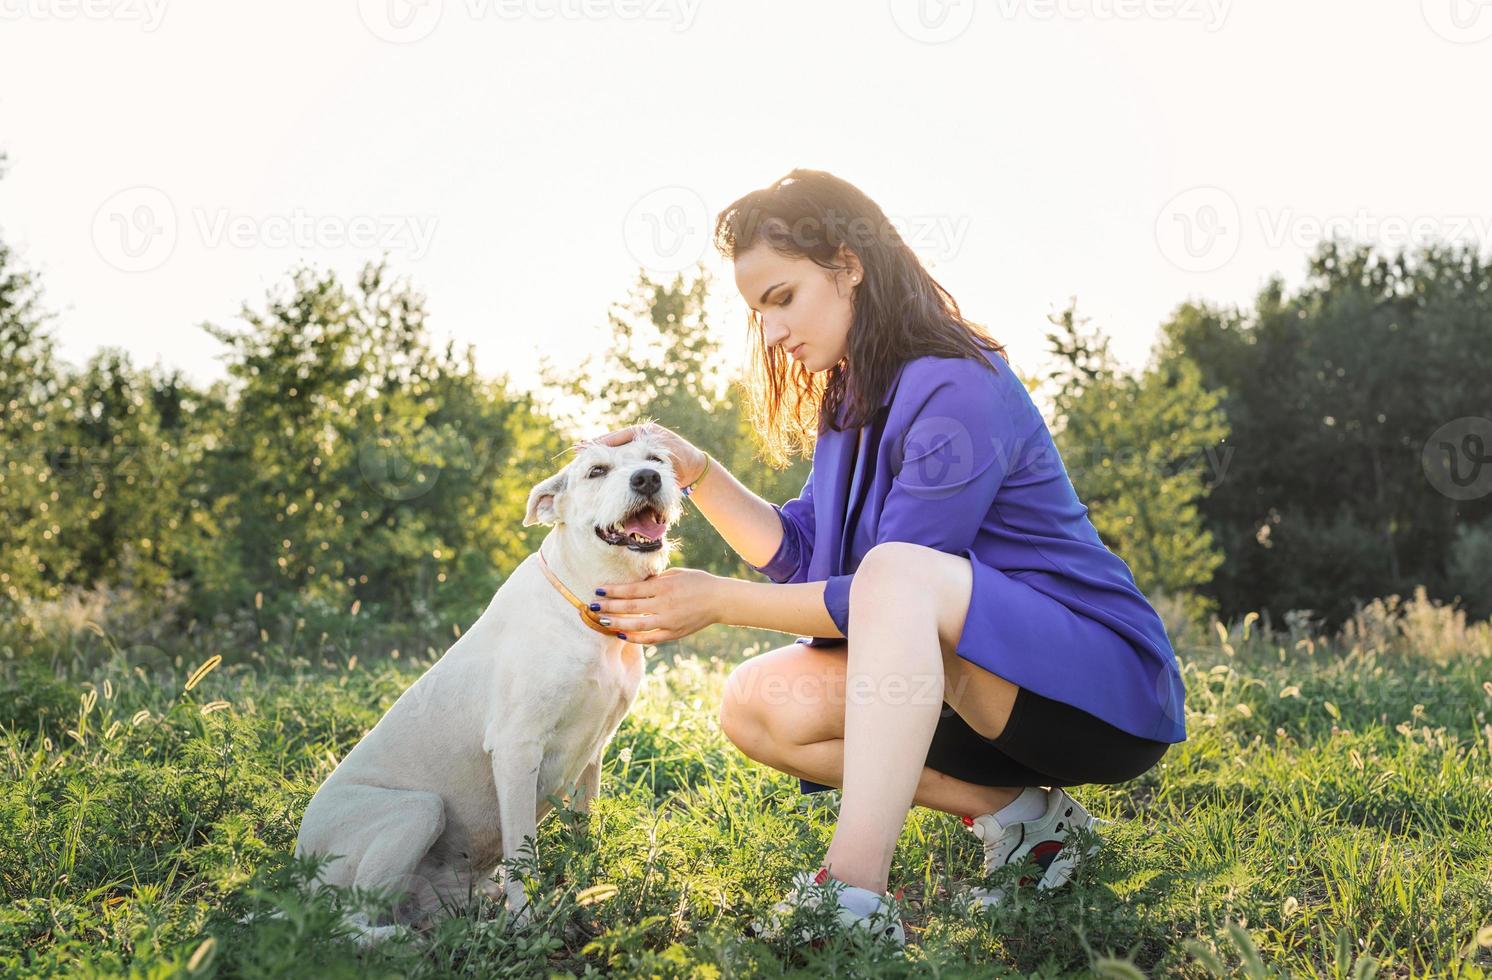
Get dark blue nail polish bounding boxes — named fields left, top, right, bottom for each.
left=617, top=633, right=627, bottom=640
left=595, top=588, right=606, bottom=596
left=589, top=602, right=600, bottom=611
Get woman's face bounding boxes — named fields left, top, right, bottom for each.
left=732, top=243, right=862, bottom=372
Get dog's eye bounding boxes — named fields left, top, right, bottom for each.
left=588, top=465, right=607, bottom=478
left=647, top=455, right=664, bottom=464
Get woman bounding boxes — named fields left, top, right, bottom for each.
left=590, top=168, right=1187, bottom=946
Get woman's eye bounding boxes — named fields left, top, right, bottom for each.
left=780, top=293, right=793, bottom=306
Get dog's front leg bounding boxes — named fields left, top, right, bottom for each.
left=573, top=753, right=601, bottom=816
left=491, top=742, right=543, bottom=929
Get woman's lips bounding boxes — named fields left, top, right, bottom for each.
left=790, top=343, right=805, bottom=359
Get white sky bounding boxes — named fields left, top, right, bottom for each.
left=1, top=0, right=1488, bottom=420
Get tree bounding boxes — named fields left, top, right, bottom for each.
left=1163, top=240, right=1492, bottom=627
left=196, top=260, right=570, bottom=628
left=0, top=154, right=74, bottom=612
left=1046, top=300, right=1230, bottom=622
left=539, top=263, right=811, bottom=575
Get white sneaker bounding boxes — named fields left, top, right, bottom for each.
left=962, top=787, right=1106, bottom=908
left=745, top=866, right=906, bottom=947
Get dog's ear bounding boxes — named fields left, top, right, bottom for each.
left=523, top=468, right=570, bottom=527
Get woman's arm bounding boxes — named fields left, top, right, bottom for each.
left=683, top=453, right=795, bottom=572
left=708, top=577, right=844, bottom=639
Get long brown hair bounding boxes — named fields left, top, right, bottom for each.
left=713, top=168, right=1009, bottom=467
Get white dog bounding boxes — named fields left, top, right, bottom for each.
left=293, top=433, right=682, bottom=942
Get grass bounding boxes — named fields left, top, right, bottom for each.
left=3, top=586, right=1492, bottom=977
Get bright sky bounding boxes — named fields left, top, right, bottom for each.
left=1, top=0, right=1488, bottom=422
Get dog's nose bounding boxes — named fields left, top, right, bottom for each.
left=630, top=468, right=662, bottom=496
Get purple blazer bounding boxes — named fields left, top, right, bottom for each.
left=748, top=347, right=1188, bottom=750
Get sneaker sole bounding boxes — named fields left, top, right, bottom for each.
left=1035, top=816, right=1106, bottom=892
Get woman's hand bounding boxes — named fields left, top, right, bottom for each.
left=593, top=422, right=708, bottom=489
left=592, top=567, right=722, bottom=643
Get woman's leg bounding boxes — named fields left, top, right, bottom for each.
left=719, top=542, right=1031, bottom=895
left=720, top=643, right=1022, bottom=819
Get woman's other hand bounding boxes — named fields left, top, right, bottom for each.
left=591, top=567, right=722, bottom=643
left=593, top=422, right=708, bottom=489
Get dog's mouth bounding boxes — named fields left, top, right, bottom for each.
left=594, top=503, right=669, bottom=553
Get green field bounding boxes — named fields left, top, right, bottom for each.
left=3, top=588, right=1492, bottom=978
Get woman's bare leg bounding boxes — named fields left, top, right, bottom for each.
left=719, top=544, right=1036, bottom=895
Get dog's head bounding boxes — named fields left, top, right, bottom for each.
left=522, top=432, right=684, bottom=567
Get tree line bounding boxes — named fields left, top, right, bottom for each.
left=3, top=169, right=1488, bottom=641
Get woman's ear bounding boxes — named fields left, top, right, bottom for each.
left=836, top=243, right=863, bottom=283
left=523, top=467, right=570, bottom=527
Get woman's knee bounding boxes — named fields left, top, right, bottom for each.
left=849, top=542, right=926, bottom=599
left=718, top=647, right=843, bottom=751
left=717, top=659, right=764, bottom=749
left=848, top=542, right=973, bottom=654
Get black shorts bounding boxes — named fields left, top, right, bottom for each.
left=800, top=684, right=1172, bottom=794
left=924, top=685, right=1171, bottom=788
